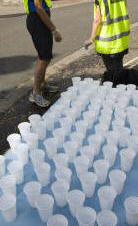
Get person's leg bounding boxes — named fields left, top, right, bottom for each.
left=33, top=58, right=50, bottom=94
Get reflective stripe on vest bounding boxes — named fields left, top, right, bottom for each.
left=94, top=0, right=130, bottom=54
left=23, top=0, right=52, bottom=14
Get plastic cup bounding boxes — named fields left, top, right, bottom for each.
left=24, top=181, right=41, bottom=208
left=74, top=156, right=89, bottom=177
left=35, top=194, right=54, bottom=223
left=0, top=155, right=5, bottom=178
left=67, top=190, right=85, bottom=217
left=102, top=145, right=117, bottom=167
left=98, top=186, right=117, bottom=210
left=18, top=122, right=31, bottom=141
left=47, top=214, right=68, bottom=226
left=59, top=118, right=72, bottom=135
left=75, top=121, right=88, bottom=135
left=109, top=169, right=126, bottom=194
left=13, top=143, right=29, bottom=165
left=24, top=132, right=38, bottom=150
left=120, top=148, right=136, bottom=172
left=88, top=135, right=104, bottom=156
left=106, top=131, right=119, bottom=146
left=97, top=210, right=117, bottom=226
left=70, top=132, right=84, bottom=147
left=53, top=128, right=66, bottom=146
left=7, top=133, right=21, bottom=150
left=35, top=121, right=46, bottom=140
left=44, top=138, right=57, bottom=159
left=43, top=114, right=55, bottom=131
left=0, top=175, right=16, bottom=196
left=127, top=84, right=136, bottom=90
left=63, top=141, right=79, bottom=162
left=7, top=160, right=24, bottom=184
left=72, top=76, right=81, bottom=86
left=55, top=167, right=72, bottom=185
left=51, top=180, right=69, bottom=207
left=80, top=172, right=97, bottom=198
left=30, top=149, right=45, bottom=167
left=28, top=114, right=42, bottom=132
left=35, top=162, right=50, bottom=186
left=93, top=160, right=109, bottom=184
left=0, top=194, right=16, bottom=222
left=76, top=206, right=96, bottom=226
left=124, top=196, right=138, bottom=225
left=80, top=146, right=95, bottom=168
left=53, top=153, right=69, bottom=169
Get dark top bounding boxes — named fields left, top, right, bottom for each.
left=94, top=0, right=128, bottom=57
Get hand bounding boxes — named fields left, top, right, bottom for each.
left=52, top=29, right=62, bottom=42
left=84, top=38, right=93, bottom=50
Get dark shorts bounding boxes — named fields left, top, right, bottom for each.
left=26, top=12, right=53, bottom=61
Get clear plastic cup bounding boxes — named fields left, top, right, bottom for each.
left=0, top=155, right=5, bottom=178
left=43, top=114, right=55, bottom=131
left=120, top=148, right=136, bottom=172
left=53, top=128, right=66, bottom=146
left=76, top=206, right=96, bottom=226
left=93, top=160, right=109, bottom=184
left=7, top=133, right=21, bottom=150
left=109, top=169, right=126, bottom=194
left=28, top=114, right=42, bottom=132
left=0, top=175, right=16, bottom=195
left=74, top=156, right=89, bottom=177
left=24, top=181, right=41, bottom=208
left=24, top=132, right=38, bottom=150
left=128, top=135, right=138, bottom=154
left=124, top=196, right=138, bottom=225
left=53, top=153, right=69, bottom=169
left=106, top=131, right=119, bottom=146
left=97, top=210, right=117, bottom=226
left=55, top=167, right=72, bottom=185
left=44, top=138, right=57, bottom=159
left=88, top=135, right=104, bottom=156
left=79, top=172, right=97, bottom=198
left=35, top=194, right=54, bottom=223
left=59, top=118, right=72, bottom=135
left=13, top=143, right=29, bottom=166
left=75, top=121, right=88, bottom=135
left=70, top=132, right=84, bottom=147
left=7, top=160, right=24, bottom=184
left=127, top=84, right=136, bottom=90
left=51, top=180, right=69, bottom=207
left=47, top=214, right=68, bottom=226
left=102, top=145, right=117, bottom=167
left=30, top=149, right=45, bottom=167
left=67, top=190, right=85, bottom=217
left=0, top=194, right=16, bottom=222
left=35, top=121, right=46, bottom=140
left=98, top=186, right=117, bottom=210
left=72, top=76, right=81, bottom=86
left=18, top=122, right=31, bottom=141
left=63, top=141, right=79, bottom=162
left=80, top=146, right=95, bottom=168
left=35, top=162, right=50, bottom=186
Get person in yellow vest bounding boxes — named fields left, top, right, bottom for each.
left=85, top=0, right=130, bottom=86
left=23, top=0, right=62, bottom=107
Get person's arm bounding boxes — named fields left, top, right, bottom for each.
left=85, top=1, right=102, bottom=49
left=34, top=0, right=62, bottom=42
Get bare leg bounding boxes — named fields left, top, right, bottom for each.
left=33, top=58, right=51, bottom=94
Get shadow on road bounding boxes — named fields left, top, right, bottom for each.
left=0, top=55, right=36, bottom=75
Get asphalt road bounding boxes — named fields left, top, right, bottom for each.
left=0, top=0, right=138, bottom=91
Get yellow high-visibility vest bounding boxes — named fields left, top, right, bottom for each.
left=94, top=0, right=130, bottom=54
left=23, top=0, right=52, bottom=14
